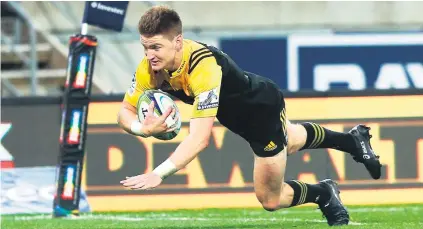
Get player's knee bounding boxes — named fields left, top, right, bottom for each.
left=260, top=200, right=280, bottom=212
left=257, top=191, right=291, bottom=211
left=287, top=142, right=297, bottom=155
left=256, top=194, right=280, bottom=212
left=286, top=123, right=307, bottom=155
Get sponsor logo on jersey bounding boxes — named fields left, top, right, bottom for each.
left=176, top=60, right=186, bottom=74
left=197, top=88, right=219, bottom=110
left=128, top=73, right=136, bottom=95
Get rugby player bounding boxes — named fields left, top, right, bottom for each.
left=118, top=5, right=382, bottom=226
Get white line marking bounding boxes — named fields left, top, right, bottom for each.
left=13, top=215, right=365, bottom=226
left=11, top=206, right=422, bottom=226
left=251, top=206, right=423, bottom=215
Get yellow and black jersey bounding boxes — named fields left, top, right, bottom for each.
left=124, top=39, right=286, bottom=145
left=124, top=39, right=222, bottom=119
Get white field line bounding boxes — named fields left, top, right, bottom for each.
left=12, top=206, right=423, bottom=225
left=244, top=206, right=423, bottom=216
left=13, top=214, right=365, bottom=226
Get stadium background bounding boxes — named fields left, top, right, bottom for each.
left=1, top=1, right=423, bottom=216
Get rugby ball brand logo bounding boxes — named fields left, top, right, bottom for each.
left=153, top=93, right=178, bottom=128
left=139, top=101, right=149, bottom=119
left=197, top=88, right=219, bottom=110
left=137, top=90, right=182, bottom=140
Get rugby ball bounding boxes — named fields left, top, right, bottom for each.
left=136, top=90, right=181, bottom=140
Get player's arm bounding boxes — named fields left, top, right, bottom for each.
left=152, top=52, right=222, bottom=179
left=118, top=57, right=177, bottom=137
left=118, top=98, right=174, bottom=138
left=121, top=51, right=222, bottom=190
left=117, top=71, right=152, bottom=137
left=118, top=60, right=175, bottom=138
left=117, top=100, right=151, bottom=137
left=151, top=116, right=216, bottom=181
left=166, top=116, right=214, bottom=168
left=121, top=117, right=216, bottom=189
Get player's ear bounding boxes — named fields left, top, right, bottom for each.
left=175, top=34, right=183, bottom=51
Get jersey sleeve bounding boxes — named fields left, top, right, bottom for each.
left=123, top=58, right=155, bottom=107
left=188, top=54, right=223, bottom=119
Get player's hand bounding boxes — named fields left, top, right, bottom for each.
left=120, top=172, right=163, bottom=190
left=142, top=101, right=177, bottom=136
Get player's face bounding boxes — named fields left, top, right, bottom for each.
left=141, top=34, right=179, bottom=71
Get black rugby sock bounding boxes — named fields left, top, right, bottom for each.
left=300, top=122, right=356, bottom=153
left=286, top=180, right=330, bottom=206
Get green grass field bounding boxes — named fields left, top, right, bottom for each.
left=3, top=204, right=423, bottom=229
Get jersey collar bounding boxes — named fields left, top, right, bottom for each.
left=165, top=40, right=189, bottom=78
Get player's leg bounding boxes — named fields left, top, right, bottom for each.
left=253, top=149, right=326, bottom=209
left=253, top=148, right=291, bottom=210
left=252, top=148, right=350, bottom=226
left=247, top=87, right=349, bottom=225
left=285, top=120, right=382, bottom=179
left=250, top=118, right=349, bottom=226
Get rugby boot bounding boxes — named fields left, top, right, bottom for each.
left=348, top=125, right=382, bottom=179
left=317, top=179, right=350, bottom=226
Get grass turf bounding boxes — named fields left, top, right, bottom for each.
left=2, top=204, right=423, bottom=229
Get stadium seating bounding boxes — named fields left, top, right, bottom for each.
left=1, top=1, right=423, bottom=96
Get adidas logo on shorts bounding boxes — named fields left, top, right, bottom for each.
left=264, top=141, right=277, bottom=151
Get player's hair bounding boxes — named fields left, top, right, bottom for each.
left=138, top=5, right=182, bottom=39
